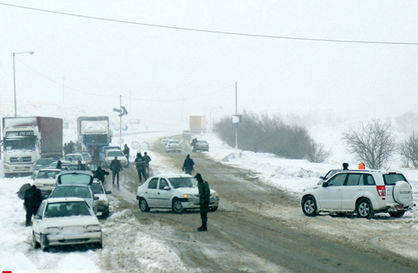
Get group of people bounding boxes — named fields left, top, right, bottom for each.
left=134, top=152, right=152, bottom=183
left=63, top=140, right=76, bottom=155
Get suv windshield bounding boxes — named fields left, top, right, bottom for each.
left=383, top=173, right=407, bottom=185
left=59, top=173, right=92, bottom=184
left=168, top=177, right=195, bottom=188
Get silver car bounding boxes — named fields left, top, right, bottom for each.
left=49, top=184, right=98, bottom=213
left=32, top=197, right=102, bottom=251
left=91, top=179, right=111, bottom=218
left=136, top=173, right=220, bottom=213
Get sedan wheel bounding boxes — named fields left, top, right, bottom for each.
left=40, top=234, right=49, bottom=252
left=302, top=196, right=318, bottom=216
left=172, top=199, right=184, bottom=213
left=32, top=233, right=40, bottom=249
left=139, top=198, right=150, bottom=212
left=356, top=199, right=374, bottom=219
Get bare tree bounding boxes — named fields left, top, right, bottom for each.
left=342, top=120, right=396, bottom=169
left=306, top=142, right=330, bottom=163
left=400, top=133, right=418, bottom=168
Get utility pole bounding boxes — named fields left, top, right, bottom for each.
left=234, top=81, right=238, bottom=149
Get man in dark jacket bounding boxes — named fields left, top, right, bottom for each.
left=182, top=154, right=194, bottom=175
left=110, top=156, right=122, bottom=185
left=94, top=166, right=109, bottom=183
left=123, top=144, right=130, bottom=166
left=24, top=185, right=43, bottom=226
left=142, top=152, right=152, bottom=179
left=195, top=173, right=210, bottom=231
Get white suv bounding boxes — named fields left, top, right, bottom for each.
left=301, top=170, right=414, bottom=218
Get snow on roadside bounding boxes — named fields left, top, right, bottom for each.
left=203, top=132, right=418, bottom=219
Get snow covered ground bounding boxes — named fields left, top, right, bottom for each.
left=1, top=128, right=417, bottom=272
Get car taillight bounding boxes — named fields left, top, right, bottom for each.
left=376, top=185, right=386, bottom=196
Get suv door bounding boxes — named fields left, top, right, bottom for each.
left=318, top=173, right=347, bottom=210
left=341, top=173, right=362, bottom=210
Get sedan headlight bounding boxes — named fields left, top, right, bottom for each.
left=85, top=225, right=101, bottom=232
left=46, top=227, right=61, bottom=234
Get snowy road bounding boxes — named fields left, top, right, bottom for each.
left=1, top=134, right=417, bottom=272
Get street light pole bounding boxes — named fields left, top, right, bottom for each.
left=13, top=51, right=34, bottom=117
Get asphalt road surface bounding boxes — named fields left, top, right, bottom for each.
left=103, top=140, right=418, bottom=273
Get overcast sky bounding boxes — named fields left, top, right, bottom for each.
left=1, top=0, right=417, bottom=128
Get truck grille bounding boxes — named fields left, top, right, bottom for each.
left=10, top=156, right=32, bottom=163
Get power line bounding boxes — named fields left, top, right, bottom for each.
left=1, top=2, right=417, bottom=46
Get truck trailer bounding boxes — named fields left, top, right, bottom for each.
left=189, top=116, right=206, bottom=133
left=77, top=116, right=111, bottom=152
left=2, top=116, right=63, bottom=177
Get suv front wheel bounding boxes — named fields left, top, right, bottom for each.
left=302, top=196, right=318, bottom=216
left=356, top=198, right=374, bottom=219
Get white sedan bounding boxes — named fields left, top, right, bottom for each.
left=136, top=173, right=220, bottom=213
left=33, top=168, right=62, bottom=198
left=103, top=149, right=128, bottom=168
left=32, top=197, right=102, bottom=251
left=165, top=139, right=182, bottom=152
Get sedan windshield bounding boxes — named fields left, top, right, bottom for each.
left=108, top=151, right=123, bottom=157
left=168, top=177, right=195, bottom=188
left=50, top=186, right=92, bottom=199
left=91, top=183, right=104, bottom=194
left=59, top=173, right=92, bottom=184
left=36, top=170, right=60, bottom=179
left=45, top=202, right=91, bottom=217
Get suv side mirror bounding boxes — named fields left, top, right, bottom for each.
left=322, top=182, right=328, bottom=188
left=320, top=176, right=325, bottom=180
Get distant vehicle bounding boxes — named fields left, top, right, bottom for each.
left=301, top=170, right=414, bottom=218
left=49, top=184, right=97, bottom=212
left=165, top=139, right=182, bottom=153
left=103, top=149, right=128, bottom=168
left=182, top=130, right=192, bottom=140
left=77, top=116, right=111, bottom=152
left=64, top=153, right=84, bottom=163
left=189, top=116, right=206, bottom=133
left=32, top=197, right=102, bottom=251
left=193, top=140, right=209, bottom=152
left=33, top=158, right=58, bottom=173
left=91, top=179, right=111, bottom=218
left=2, top=116, right=63, bottom=177
left=99, top=145, right=121, bottom=163
left=33, top=168, right=62, bottom=198
left=160, top=137, right=172, bottom=145
left=136, top=173, right=220, bottom=213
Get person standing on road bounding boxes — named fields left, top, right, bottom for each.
left=142, top=152, right=152, bottom=179
left=182, top=154, right=195, bottom=175
left=134, top=153, right=146, bottom=183
left=123, top=144, right=130, bottom=166
left=56, top=160, right=62, bottom=169
left=110, top=156, right=122, bottom=185
left=195, top=173, right=210, bottom=232
left=77, top=160, right=87, bottom=170
left=24, top=185, right=43, bottom=226
left=94, top=166, right=109, bottom=184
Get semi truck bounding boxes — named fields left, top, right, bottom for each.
left=2, top=116, right=63, bottom=177
left=189, top=116, right=206, bottom=133
left=77, top=116, right=111, bottom=152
